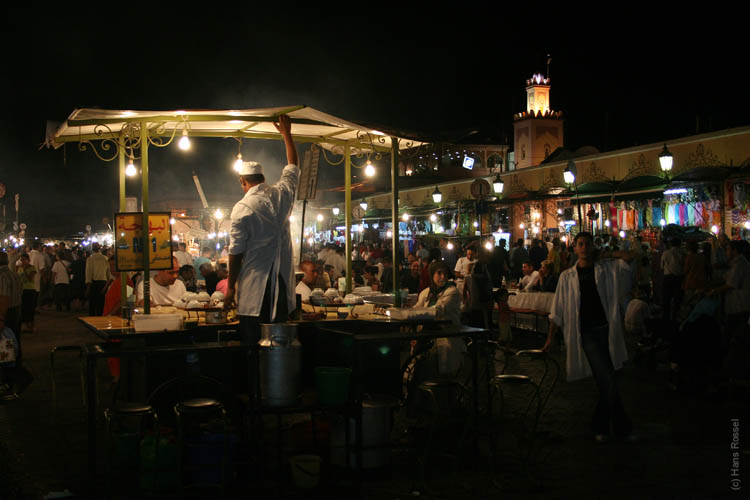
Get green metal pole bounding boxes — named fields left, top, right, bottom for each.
left=118, top=137, right=127, bottom=315
left=391, top=138, right=400, bottom=303
left=141, top=122, right=151, bottom=314
left=345, top=145, right=352, bottom=293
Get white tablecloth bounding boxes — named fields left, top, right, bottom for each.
left=507, top=292, right=554, bottom=313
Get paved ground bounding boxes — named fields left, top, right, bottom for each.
left=1, top=309, right=748, bottom=499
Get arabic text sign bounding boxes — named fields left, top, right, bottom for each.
left=115, top=212, right=173, bottom=271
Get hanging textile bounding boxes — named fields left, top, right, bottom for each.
left=625, top=210, right=636, bottom=230
left=679, top=203, right=688, bottom=225
left=694, top=202, right=704, bottom=226
left=652, top=206, right=662, bottom=226
left=687, top=204, right=695, bottom=226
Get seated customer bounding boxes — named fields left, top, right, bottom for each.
left=136, top=257, right=186, bottom=306
left=414, top=261, right=465, bottom=375
left=519, top=261, right=541, bottom=291
left=538, top=261, right=558, bottom=292
left=200, top=262, right=220, bottom=295
left=400, top=260, right=421, bottom=294
left=363, top=266, right=381, bottom=291
left=295, top=260, right=317, bottom=302
left=178, top=265, right=197, bottom=292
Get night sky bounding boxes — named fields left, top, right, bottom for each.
left=1, top=8, right=748, bottom=236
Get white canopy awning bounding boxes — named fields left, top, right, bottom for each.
left=48, top=105, right=427, bottom=153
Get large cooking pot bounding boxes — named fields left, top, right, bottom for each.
left=258, top=323, right=302, bottom=407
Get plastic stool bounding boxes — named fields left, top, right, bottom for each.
left=174, top=398, right=231, bottom=497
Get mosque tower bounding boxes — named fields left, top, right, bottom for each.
left=513, top=73, right=564, bottom=169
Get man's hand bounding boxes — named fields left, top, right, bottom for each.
left=273, top=114, right=292, bottom=138
left=273, top=114, right=298, bottom=166
left=223, top=287, right=236, bottom=311
left=542, top=322, right=559, bottom=352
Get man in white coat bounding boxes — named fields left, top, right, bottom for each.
left=224, top=115, right=298, bottom=340
left=543, top=231, right=634, bottom=442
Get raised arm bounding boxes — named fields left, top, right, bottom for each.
left=274, top=115, right=298, bottom=167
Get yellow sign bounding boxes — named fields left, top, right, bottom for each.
left=114, top=212, right=173, bottom=271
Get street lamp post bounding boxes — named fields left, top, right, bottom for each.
left=564, top=160, right=582, bottom=228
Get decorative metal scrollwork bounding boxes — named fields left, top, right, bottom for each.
left=580, top=161, right=608, bottom=183
left=622, top=154, right=657, bottom=181
left=684, top=143, right=722, bottom=171
left=77, top=124, right=120, bottom=162
left=146, top=121, right=181, bottom=148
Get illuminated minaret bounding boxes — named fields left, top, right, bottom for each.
left=513, top=73, right=564, bottom=169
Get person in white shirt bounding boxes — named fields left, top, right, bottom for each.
left=136, top=257, right=186, bottom=306
left=295, top=260, right=317, bottom=303
left=174, top=242, right=194, bottom=268
left=224, top=115, right=298, bottom=345
left=519, top=261, right=541, bottom=291
left=52, top=252, right=71, bottom=312
left=453, top=247, right=476, bottom=280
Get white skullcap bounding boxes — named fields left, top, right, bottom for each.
left=238, top=161, right=263, bottom=176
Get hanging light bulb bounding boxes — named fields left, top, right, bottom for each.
left=619, top=230, right=626, bottom=238
left=233, top=153, right=243, bottom=172
left=473, top=221, right=479, bottom=228
left=169, top=218, right=176, bottom=225
left=711, top=225, right=719, bottom=234
left=659, top=219, right=666, bottom=227
left=744, top=220, right=750, bottom=230
left=402, top=213, right=410, bottom=221
left=386, top=230, right=392, bottom=238
left=332, top=206, right=340, bottom=216
left=430, top=214, right=437, bottom=222
left=125, top=159, right=137, bottom=177
left=604, top=220, right=611, bottom=227
left=214, top=208, right=224, bottom=220
left=178, top=129, right=191, bottom=151
left=360, top=200, right=368, bottom=211
left=316, top=213, right=323, bottom=222
left=447, top=242, right=454, bottom=250
left=519, top=223, right=525, bottom=229
left=485, top=241, right=493, bottom=250
left=432, top=186, right=442, bottom=203
left=364, top=161, right=375, bottom=177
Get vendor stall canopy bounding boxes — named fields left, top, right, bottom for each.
left=47, top=105, right=429, bottom=153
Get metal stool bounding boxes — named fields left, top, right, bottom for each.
left=104, top=403, right=160, bottom=497
left=414, top=379, right=468, bottom=490
left=491, top=373, right=542, bottom=483
left=50, top=345, right=87, bottom=418
left=174, top=398, right=231, bottom=498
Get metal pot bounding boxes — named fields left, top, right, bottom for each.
left=331, top=395, right=398, bottom=469
left=258, top=323, right=302, bottom=407
left=205, top=310, right=228, bottom=324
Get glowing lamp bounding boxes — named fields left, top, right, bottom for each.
left=744, top=221, right=750, bottom=230
left=402, top=213, right=410, bottom=221
left=233, top=154, right=243, bottom=172
left=360, top=200, right=368, bottom=211
left=619, top=230, right=626, bottom=238
left=660, top=219, right=666, bottom=227
left=432, top=186, right=442, bottom=203
left=447, top=242, right=454, bottom=250
left=169, top=218, right=176, bottom=225
left=604, top=220, right=611, bottom=227
left=316, top=213, right=323, bottom=222
left=386, top=230, right=392, bottom=238
left=485, top=241, right=493, bottom=250
left=214, top=209, right=224, bottom=220
left=178, top=129, right=191, bottom=151
left=519, top=223, right=525, bottom=229
left=711, top=225, right=719, bottom=235
left=430, top=214, right=437, bottom=222
left=125, top=160, right=137, bottom=177
left=659, top=144, right=673, bottom=172
left=493, top=174, right=504, bottom=194
left=332, top=206, right=340, bottom=216
left=364, top=162, right=375, bottom=177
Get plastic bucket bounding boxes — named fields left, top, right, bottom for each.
left=315, top=366, right=351, bottom=406
left=289, top=454, right=321, bottom=489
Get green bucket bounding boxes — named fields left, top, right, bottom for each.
left=315, top=366, right=352, bottom=406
